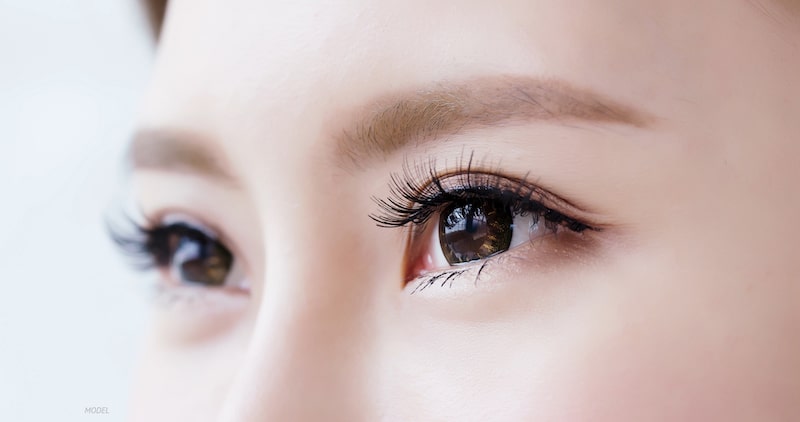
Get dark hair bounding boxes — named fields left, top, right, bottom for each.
left=141, top=0, right=168, bottom=39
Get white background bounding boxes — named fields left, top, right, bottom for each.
left=0, top=1, right=153, bottom=420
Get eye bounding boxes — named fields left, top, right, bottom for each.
left=109, top=218, right=248, bottom=291
left=370, top=157, right=597, bottom=288
left=404, top=196, right=587, bottom=285
left=424, top=198, right=554, bottom=270
left=139, top=221, right=246, bottom=290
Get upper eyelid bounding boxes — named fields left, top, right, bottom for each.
left=135, top=209, right=254, bottom=279
left=371, top=167, right=598, bottom=230
left=429, top=172, right=589, bottom=216
left=380, top=150, right=595, bottom=212
left=154, top=212, right=222, bottom=239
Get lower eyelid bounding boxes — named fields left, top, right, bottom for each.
left=406, top=227, right=599, bottom=294
left=143, top=284, right=251, bottom=343
left=148, top=280, right=249, bottom=310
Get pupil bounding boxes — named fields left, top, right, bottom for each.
left=439, top=200, right=513, bottom=264
left=167, top=228, right=233, bottom=287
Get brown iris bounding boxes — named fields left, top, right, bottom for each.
left=438, top=199, right=513, bottom=264
left=158, top=225, right=233, bottom=286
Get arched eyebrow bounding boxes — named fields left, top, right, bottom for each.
left=128, top=76, right=653, bottom=181
left=335, top=75, right=654, bottom=170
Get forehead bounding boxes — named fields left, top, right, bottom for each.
left=144, top=1, right=672, bottom=105
left=146, top=0, right=796, bottom=32
left=139, top=0, right=794, bottom=166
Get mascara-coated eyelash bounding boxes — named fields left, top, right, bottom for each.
left=370, top=153, right=599, bottom=289
left=370, top=154, right=593, bottom=234
left=108, top=215, right=242, bottom=290
left=108, top=215, right=168, bottom=270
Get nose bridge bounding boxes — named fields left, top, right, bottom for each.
left=219, top=294, right=374, bottom=421
left=218, top=187, right=379, bottom=421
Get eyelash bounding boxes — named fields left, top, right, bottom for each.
left=108, top=215, right=166, bottom=271
left=111, top=154, right=594, bottom=296
left=370, top=153, right=596, bottom=291
left=108, top=215, right=239, bottom=306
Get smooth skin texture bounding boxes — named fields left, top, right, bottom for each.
left=129, top=0, right=800, bottom=420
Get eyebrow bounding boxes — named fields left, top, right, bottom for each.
left=128, top=75, right=652, bottom=179
left=336, top=75, right=652, bottom=169
left=128, top=130, right=237, bottom=183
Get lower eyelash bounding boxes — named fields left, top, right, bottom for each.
left=411, top=261, right=492, bottom=294
left=412, top=269, right=470, bottom=294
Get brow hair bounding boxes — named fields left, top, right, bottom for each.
left=336, top=76, right=651, bottom=170
left=767, top=0, right=800, bottom=14
left=128, top=129, right=237, bottom=184
left=128, top=75, right=650, bottom=180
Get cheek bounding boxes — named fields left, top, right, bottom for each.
left=549, top=326, right=788, bottom=421
left=129, top=323, right=249, bottom=422
left=545, top=329, right=718, bottom=420
left=381, top=259, right=799, bottom=421
left=541, top=282, right=799, bottom=421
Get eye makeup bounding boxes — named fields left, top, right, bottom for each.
left=108, top=212, right=248, bottom=307
left=370, top=151, right=601, bottom=292
left=111, top=150, right=603, bottom=301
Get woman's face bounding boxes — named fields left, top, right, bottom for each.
left=126, top=0, right=800, bottom=420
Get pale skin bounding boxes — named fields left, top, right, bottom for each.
left=126, top=0, right=800, bottom=420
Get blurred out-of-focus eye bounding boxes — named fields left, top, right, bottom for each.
left=147, top=222, right=245, bottom=289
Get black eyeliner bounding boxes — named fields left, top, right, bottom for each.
left=370, top=152, right=593, bottom=233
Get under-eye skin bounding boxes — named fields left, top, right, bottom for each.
left=109, top=214, right=248, bottom=303
left=370, top=153, right=599, bottom=291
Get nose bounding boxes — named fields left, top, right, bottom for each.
left=216, top=203, right=381, bottom=421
